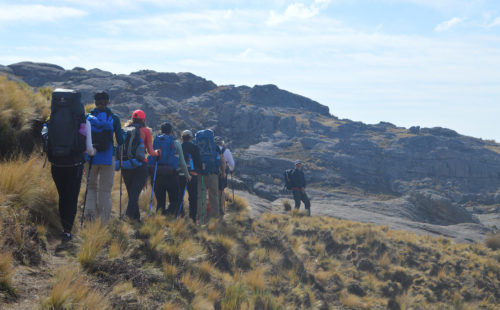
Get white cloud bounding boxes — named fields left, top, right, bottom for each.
left=267, top=0, right=331, bottom=25
left=434, top=17, right=464, bottom=32
left=489, top=17, right=500, bottom=28
left=0, top=4, right=86, bottom=22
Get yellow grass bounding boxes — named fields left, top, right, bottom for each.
left=40, top=266, right=110, bottom=310
left=78, top=220, right=110, bottom=266
left=221, top=282, right=249, bottom=310
left=162, top=260, right=178, bottom=281
left=244, top=267, right=267, bottom=292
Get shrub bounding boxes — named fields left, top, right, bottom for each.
left=485, top=232, right=500, bottom=250
left=0, top=252, right=16, bottom=298
left=282, top=199, right=292, bottom=211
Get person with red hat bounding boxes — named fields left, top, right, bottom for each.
left=121, top=109, right=160, bottom=221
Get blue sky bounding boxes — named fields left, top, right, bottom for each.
left=1, top=0, right=500, bottom=141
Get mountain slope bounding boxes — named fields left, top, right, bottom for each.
left=1, top=61, right=500, bottom=242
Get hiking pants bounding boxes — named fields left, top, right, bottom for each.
left=153, top=172, right=180, bottom=216
left=122, top=164, right=148, bottom=221
left=179, top=174, right=198, bottom=222
left=51, top=164, right=84, bottom=233
left=293, top=190, right=311, bottom=210
left=197, top=174, right=219, bottom=224
left=84, top=162, right=114, bottom=222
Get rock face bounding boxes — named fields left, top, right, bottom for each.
left=3, top=61, right=500, bottom=230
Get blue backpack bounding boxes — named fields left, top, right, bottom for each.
left=148, top=134, right=179, bottom=168
left=88, top=110, right=114, bottom=152
left=194, top=129, right=220, bottom=175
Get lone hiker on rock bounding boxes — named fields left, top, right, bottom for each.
left=290, top=160, right=311, bottom=216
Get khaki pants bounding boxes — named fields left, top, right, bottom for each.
left=196, top=174, right=219, bottom=224
left=84, top=162, right=115, bottom=222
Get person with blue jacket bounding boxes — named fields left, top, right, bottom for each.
left=85, top=91, right=124, bottom=222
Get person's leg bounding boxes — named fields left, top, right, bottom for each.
left=187, top=175, right=198, bottom=223
left=123, top=168, right=139, bottom=220
left=84, top=162, right=99, bottom=219
left=154, top=174, right=168, bottom=215
left=207, top=174, right=220, bottom=220
left=166, top=173, right=180, bottom=215
left=130, top=164, right=148, bottom=220
left=301, top=192, right=310, bottom=210
left=52, top=165, right=83, bottom=235
left=179, top=175, right=187, bottom=217
left=98, top=164, right=115, bottom=222
left=292, top=190, right=301, bottom=209
left=197, top=175, right=206, bottom=224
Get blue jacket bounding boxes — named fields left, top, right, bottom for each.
left=87, top=107, right=124, bottom=165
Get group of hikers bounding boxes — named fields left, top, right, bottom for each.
left=44, top=88, right=309, bottom=243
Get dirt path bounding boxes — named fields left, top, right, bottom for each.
left=4, top=239, right=75, bottom=310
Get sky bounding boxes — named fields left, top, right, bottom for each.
left=1, top=0, right=500, bottom=141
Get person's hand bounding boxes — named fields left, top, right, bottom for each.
left=155, top=149, right=161, bottom=157
left=187, top=175, right=192, bottom=182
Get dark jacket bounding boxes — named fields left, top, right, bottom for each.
left=181, top=141, right=202, bottom=173
left=290, top=168, right=306, bottom=188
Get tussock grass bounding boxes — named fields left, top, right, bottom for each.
left=0, top=252, right=16, bottom=297
left=40, top=266, right=110, bottom=310
left=244, top=267, right=267, bottom=292
left=0, top=156, right=59, bottom=230
left=162, top=260, right=178, bottom=282
left=221, top=282, right=249, bottom=310
left=282, top=199, right=292, bottom=211
left=226, top=194, right=248, bottom=212
left=485, top=232, right=500, bottom=250
left=78, top=220, right=110, bottom=267
left=0, top=76, right=50, bottom=158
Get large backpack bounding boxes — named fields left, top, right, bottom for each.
left=119, top=123, right=145, bottom=169
left=88, top=110, right=114, bottom=152
left=149, top=134, right=179, bottom=168
left=47, top=89, right=86, bottom=164
left=283, top=169, right=293, bottom=190
left=194, top=129, right=220, bottom=175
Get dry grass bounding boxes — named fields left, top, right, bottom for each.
left=78, top=220, right=110, bottom=266
left=40, top=266, right=110, bottom=310
left=484, top=232, right=500, bottom=250
left=244, top=267, right=267, bottom=292
left=0, top=252, right=15, bottom=297
left=221, top=282, right=249, bottom=310
left=282, top=199, right=292, bottom=211
left=227, top=194, right=248, bottom=212
left=162, top=260, right=178, bottom=281
left=0, top=156, right=59, bottom=230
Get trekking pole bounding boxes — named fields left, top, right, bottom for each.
left=177, top=185, right=188, bottom=219
left=119, top=145, right=123, bottom=219
left=231, top=171, right=234, bottom=202
left=81, top=157, right=93, bottom=227
left=148, top=161, right=158, bottom=216
left=201, top=175, right=205, bottom=224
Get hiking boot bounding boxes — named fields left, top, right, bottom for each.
left=61, top=232, right=72, bottom=243
left=306, top=209, right=311, bottom=216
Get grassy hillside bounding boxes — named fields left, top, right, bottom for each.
left=0, top=77, right=499, bottom=309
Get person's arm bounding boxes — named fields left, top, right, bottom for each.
left=220, top=151, right=226, bottom=178
left=224, top=149, right=235, bottom=172
left=142, top=128, right=159, bottom=156
left=85, top=120, right=96, bottom=156
left=113, top=114, right=124, bottom=145
left=175, top=140, right=190, bottom=178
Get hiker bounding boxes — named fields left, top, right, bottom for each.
left=179, top=130, right=202, bottom=222
left=121, top=110, right=159, bottom=221
left=85, top=91, right=123, bottom=222
left=46, top=89, right=96, bottom=242
left=149, top=123, right=191, bottom=216
left=195, top=129, right=226, bottom=223
left=290, top=160, right=311, bottom=216
left=215, top=136, right=235, bottom=213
